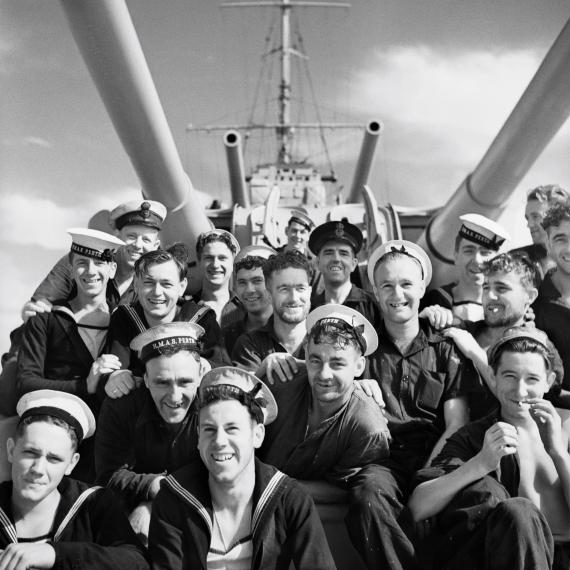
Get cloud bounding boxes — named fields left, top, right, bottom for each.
left=22, top=136, right=53, bottom=149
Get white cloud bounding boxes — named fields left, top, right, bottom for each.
left=22, top=136, right=52, bottom=149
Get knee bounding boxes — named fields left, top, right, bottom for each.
left=348, top=467, right=400, bottom=513
left=490, top=497, right=540, bottom=528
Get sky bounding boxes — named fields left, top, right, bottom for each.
left=2, top=0, right=570, bottom=355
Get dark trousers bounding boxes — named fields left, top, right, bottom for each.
left=345, top=459, right=422, bottom=570
left=436, top=476, right=555, bottom=570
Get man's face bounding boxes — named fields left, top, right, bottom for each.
left=491, top=351, right=551, bottom=418
left=454, top=238, right=495, bottom=287
left=483, top=270, right=534, bottom=327
left=317, top=240, right=357, bottom=286
left=235, top=267, right=271, bottom=316
left=306, top=338, right=364, bottom=406
left=144, top=351, right=201, bottom=424
left=72, top=254, right=116, bottom=298
left=268, top=267, right=311, bottom=324
left=547, top=220, right=570, bottom=276
left=136, top=260, right=187, bottom=323
left=199, top=241, right=234, bottom=288
left=525, top=200, right=549, bottom=246
left=373, top=256, right=425, bottom=325
left=7, top=422, right=79, bottom=505
left=198, top=400, right=264, bottom=486
left=285, top=222, right=310, bottom=252
left=118, top=224, right=160, bottom=269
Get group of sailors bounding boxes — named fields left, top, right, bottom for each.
left=1, top=184, right=570, bottom=569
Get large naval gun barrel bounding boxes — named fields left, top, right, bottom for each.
left=59, top=0, right=212, bottom=252
left=419, top=17, right=570, bottom=287
left=224, top=130, right=250, bottom=209
left=347, top=121, right=383, bottom=203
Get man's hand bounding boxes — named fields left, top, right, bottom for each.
left=355, top=379, right=385, bottom=410
left=419, top=305, right=454, bottom=330
left=259, top=354, right=305, bottom=384
left=21, top=299, right=53, bottom=323
left=529, top=398, right=568, bottom=455
left=87, top=354, right=122, bottom=394
left=104, top=368, right=142, bottom=399
left=129, top=501, right=153, bottom=547
left=443, top=327, right=486, bottom=361
left=148, top=475, right=165, bottom=499
left=475, top=421, right=518, bottom=474
left=0, top=543, right=55, bottom=570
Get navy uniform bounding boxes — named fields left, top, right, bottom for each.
left=422, top=214, right=510, bottom=321
left=0, top=391, right=149, bottom=569
left=309, top=219, right=381, bottom=326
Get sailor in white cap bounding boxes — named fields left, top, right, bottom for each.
left=222, top=244, right=277, bottom=355
left=22, top=198, right=167, bottom=322
left=96, top=321, right=208, bottom=545
left=149, top=365, right=336, bottom=569
left=0, top=390, right=148, bottom=569
left=422, top=213, right=510, bottom=321
left=279, top=208, right=315, bottom=255
left=255, top=304, right=389, bottom=568
left=361, top=239, right=475, bottom=569
left=195, top=229, right=245, bottom=328
left=16, top=228, right=125, bottom=479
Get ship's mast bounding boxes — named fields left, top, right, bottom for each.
left=221, top=1, right=350, bottom=165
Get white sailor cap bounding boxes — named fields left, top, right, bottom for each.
left=458, top=214, right=510, bottom=252
left=197, top=229, right=241, bottom=256
left=109, top=199, right=167, bottom=231
left=368, top=240, right=432, bottom=287
left=306, top=304, right=378, bottom=356
left=288, top=208, right=315, bottom=231
left=234, top=244, right=277, bottom=264
left=67, top=228, right=125, bottom=262
left=16, top=390, right=96, bottom=442
left=198, top=366, right=278, bottom=425
left=130, top=322, right=205, bottom=364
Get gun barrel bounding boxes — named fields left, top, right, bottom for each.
left=224, top=130, right=250, bottom=208
left=418, top=17, right=570, bottom=286
left=347, top=121, right=383, bottom=203
left=59, top=0, right=212, bottom=251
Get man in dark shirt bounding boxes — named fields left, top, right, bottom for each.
left=360, top=239, right=473, bottom=570
left=95, top=321, right=207, bottom=544
left=309, top=219, right=381, bottom=326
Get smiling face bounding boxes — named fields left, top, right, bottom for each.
left=285, top=221, right=310, bottom=252
left=235, top=267, right=272, bottom=316
left=547, top=219, right=570, bottom=276
left=267, top=267, right=311, bottom=325
left=199, top=241, right=234, bottom=288
left=198, top=400, right=264, bottom=487
left=7, top=422, right=79, bottom=505
left=118, top=224, right=160, bottom=269
left=454, top=238, right=495, bottom=287
left=306, top=338, right=364, bottom=407
left=144, top=351, right=201, bottom=424
left=71, top=254, right=116, bottom=299
left=373, top=256, right=425, bottom=325
left=136, top=259, right=187, bottom=324
left=482, top=270, right=536, bottom=328
left=525, top=200, right=549, bottom=246
left=490, top=351, right=551, bottom=420
left=317, top=240, right=358, bottom=286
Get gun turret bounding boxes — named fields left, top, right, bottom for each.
left=59, top=0, right=212, bottom=254
left=347, top=121, right=383, bottom=203
left=419, top=17, right=570, bottom=286
left=224, top=130, right=250, bottom=209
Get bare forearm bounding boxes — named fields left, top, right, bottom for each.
left=551, top=448, right=570, bottom=510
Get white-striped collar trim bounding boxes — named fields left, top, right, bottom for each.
left=53, top=486, right=102, bottom=542
left=165, top=475, right=213, bottom=537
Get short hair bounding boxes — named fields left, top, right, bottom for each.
left=134, top=245, right=188, bottom=281
left=527, top=184, right=568, bottom=205
left=542, top=203, right=570, bottom=233
left=489, top=338, right=553, bottom=379
left=373, top=251, right=424, bottom=280
left=144, top=344, right=200, bottom=365
left=198, top=387, right=263, bottom=424
left=196, top=232, right=237, bottom=259
left=482, top=252, right=537, bottom=292
left=234, top=256, right=269, bottom=276
left=307, top=321, right=363, bottom=355
left=16, top=415, right=79, bottom=452
left=263, top=250, right=313, bottom=283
